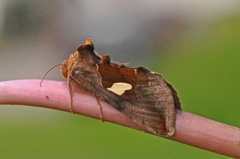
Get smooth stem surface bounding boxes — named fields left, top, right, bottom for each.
left=0, top=80, right=240, bottom=158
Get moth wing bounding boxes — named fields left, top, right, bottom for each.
left=130, top=71, right=176, bottom=136
left=98, top=65, right=180, bottom=136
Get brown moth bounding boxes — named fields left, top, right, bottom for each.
left=61, top=39, right=181, bottom=137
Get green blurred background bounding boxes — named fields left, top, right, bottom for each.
left=0, top=1, right=240, bottom=158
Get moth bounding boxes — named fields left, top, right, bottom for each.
left=60, top=39, right=181, bottom=137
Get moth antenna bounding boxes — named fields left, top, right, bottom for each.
left=40, top=63, right=62, bottom=87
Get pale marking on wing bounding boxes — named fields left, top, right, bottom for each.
left=134, top=69, right=137, bottom=75
left=107, top=82, right=132, bottom=95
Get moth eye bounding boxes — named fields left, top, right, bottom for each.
left=72, top=70, right=78, bottom=76
left=74, top=70, right=80, bottom=74
left=107, top=82, right=132, bottom=95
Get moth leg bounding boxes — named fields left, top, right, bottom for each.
left=95, top=95, right=104, bottom=122
left=68, top=77, right=74, bottom=113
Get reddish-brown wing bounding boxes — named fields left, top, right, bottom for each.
left=98, top=64, right=180, bottom=137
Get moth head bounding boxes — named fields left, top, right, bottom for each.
left=60, top=53, right=75, bottom=79
left=60, top=60, right=68, bottom=79
left=40, top=39, right=96, bottom=86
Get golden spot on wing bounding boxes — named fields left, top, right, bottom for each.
left=107, top=82, right=132, bottom=95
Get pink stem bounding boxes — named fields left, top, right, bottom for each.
left=0, top=80, right=240, bottom=158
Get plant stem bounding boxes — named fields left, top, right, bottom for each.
left=0, top=80, right=240, bottom=158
